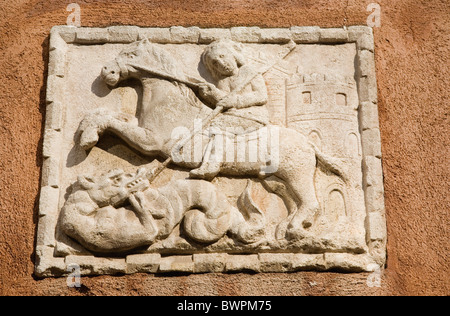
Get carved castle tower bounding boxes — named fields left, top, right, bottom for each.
left=286, top=73, right=361, bottom=159
left=286, top=73, right=363, bottom=222
left=263, top=67, right=364, bottom=223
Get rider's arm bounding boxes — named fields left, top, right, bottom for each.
left=217, top=74, right=268, bottom=109
left=197, top=82, right=227, bottom=106
left=237, top=74, right=268, bottom=108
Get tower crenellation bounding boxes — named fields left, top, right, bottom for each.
left=286, top=72, right=361, bottom=158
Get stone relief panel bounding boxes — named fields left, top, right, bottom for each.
left=35, top=26, right=386, bottom=277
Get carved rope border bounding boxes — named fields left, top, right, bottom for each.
left=35, top=26, right=385, bottom=277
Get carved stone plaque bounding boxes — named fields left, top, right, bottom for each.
left=35, top=26, right=386, bottom=277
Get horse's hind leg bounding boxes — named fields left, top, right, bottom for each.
left=274, top=145, right=320, bottom=240
left=284, top=164, right=320, bottom=240
left=189, top=134, right=222, bottom=181
left=261, top=176, right=298, bottom=240
left=78, top=111, right=162, bottom=156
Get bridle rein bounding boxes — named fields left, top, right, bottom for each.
left=114, top=57, right=130, bottom=80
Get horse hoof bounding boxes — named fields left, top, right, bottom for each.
left=285, top=227, right=308, bottom=240
left=302, top=210, right=319, bottom=229
left=275, top=218, right=290, bottom=240
left=302, top=219, right=313, bottom=229
left=286, top=216, right=313, bottom=240
left=79, top=129, right=99, bottom=150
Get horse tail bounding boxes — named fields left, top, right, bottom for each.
left=312, top=144, right=349, bottom=183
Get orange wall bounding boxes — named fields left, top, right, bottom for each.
left=0, top=0, right=448, bottom=295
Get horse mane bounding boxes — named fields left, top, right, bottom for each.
left=138, top=39, right=206, bottom=110
left=141, top=39, right=186, bottom=80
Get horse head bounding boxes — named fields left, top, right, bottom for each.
left=101, top=38, right=184, bottom=88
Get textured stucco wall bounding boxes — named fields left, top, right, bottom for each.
left=0, top=0, right=448, bottom=296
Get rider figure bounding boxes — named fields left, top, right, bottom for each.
left=189, top=40, right=269, bottom=180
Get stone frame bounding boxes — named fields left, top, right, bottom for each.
left=35, top=26, right=385, bottom=277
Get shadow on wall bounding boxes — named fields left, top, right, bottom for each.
left=32, top=35, right=51, bottom=275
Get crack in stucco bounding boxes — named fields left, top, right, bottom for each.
left=343, top=0, right=350, bottom=27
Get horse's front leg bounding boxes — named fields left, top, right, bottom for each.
left=78, top=110, right=163, bottom=157
left=78, top=109, right=115, bottom=150
left=106, top=119, right=165, bottom=157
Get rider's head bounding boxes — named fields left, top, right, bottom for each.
left=202, top=40, right=246, bottom=79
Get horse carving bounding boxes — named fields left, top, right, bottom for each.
left=77, top=38, right=348, bottom=240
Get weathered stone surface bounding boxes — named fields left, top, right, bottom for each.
left=358, top=50, right=376, bottom=78
left=348, top=26, right=374, bottom=52
left=42, top=129, right=62, bottom=158
left=41, top=157, right=60, bottom=188
left=291, top=254, right=326, bottom=271
left=260, top=28, right=292, bottom=43
left=138, top=28, right=172, bottom=43
left=358, top=75, right=378, bottom=103
left=231, top=26, right=261, bottom=42
left=365, top=212, right=387, bottom=241
left=51, top=25, right=76, bottom=44
left=75, top=28, right=109, bottom=43
left=45, top=75, right=64, bottom=104
left=35, top=26, right=384, bottom=276
left=38, top=186, right=60, bottom=217
left=362, top=128, right=382, bottom=158
left=363, top=156, right=384, bottom=187
left=107, top=26, right=140, bottom=43
left=48, top=48, right=66, bottom=77
left=259, top=253, right=294, bottom=272
left=44, top=101, right=64, bottom=131
left=35, top=246, right=66, bottom=277
left=65, top=255, right=127, bottom=275
left=126, top=253, right=161, bottom=274
left=36, top=214, right=58, bottom=247
left=170, top=26, right=200, bottom=43
left=360, top=101, right=380, bottom=131
left=199, top=28, right=232, bottom=43
left=226, top=255, right=260, bottom=272
left=324, top=253, right=373, bottom=272
left=159, top=255, right=194, bottom=273
left=290, top=26, right=320, bottom=43
left=193, top=253, right=228, bottom=273
left=365, top=184, right=386, bottom=213
left=36, top=187, right=61, bottom=248
left=319, top=28, right=349, bottom=42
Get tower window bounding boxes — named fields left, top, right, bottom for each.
left=336, top=93, right=347, bottom=106
left=303, top=91, right=311, bottom=104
